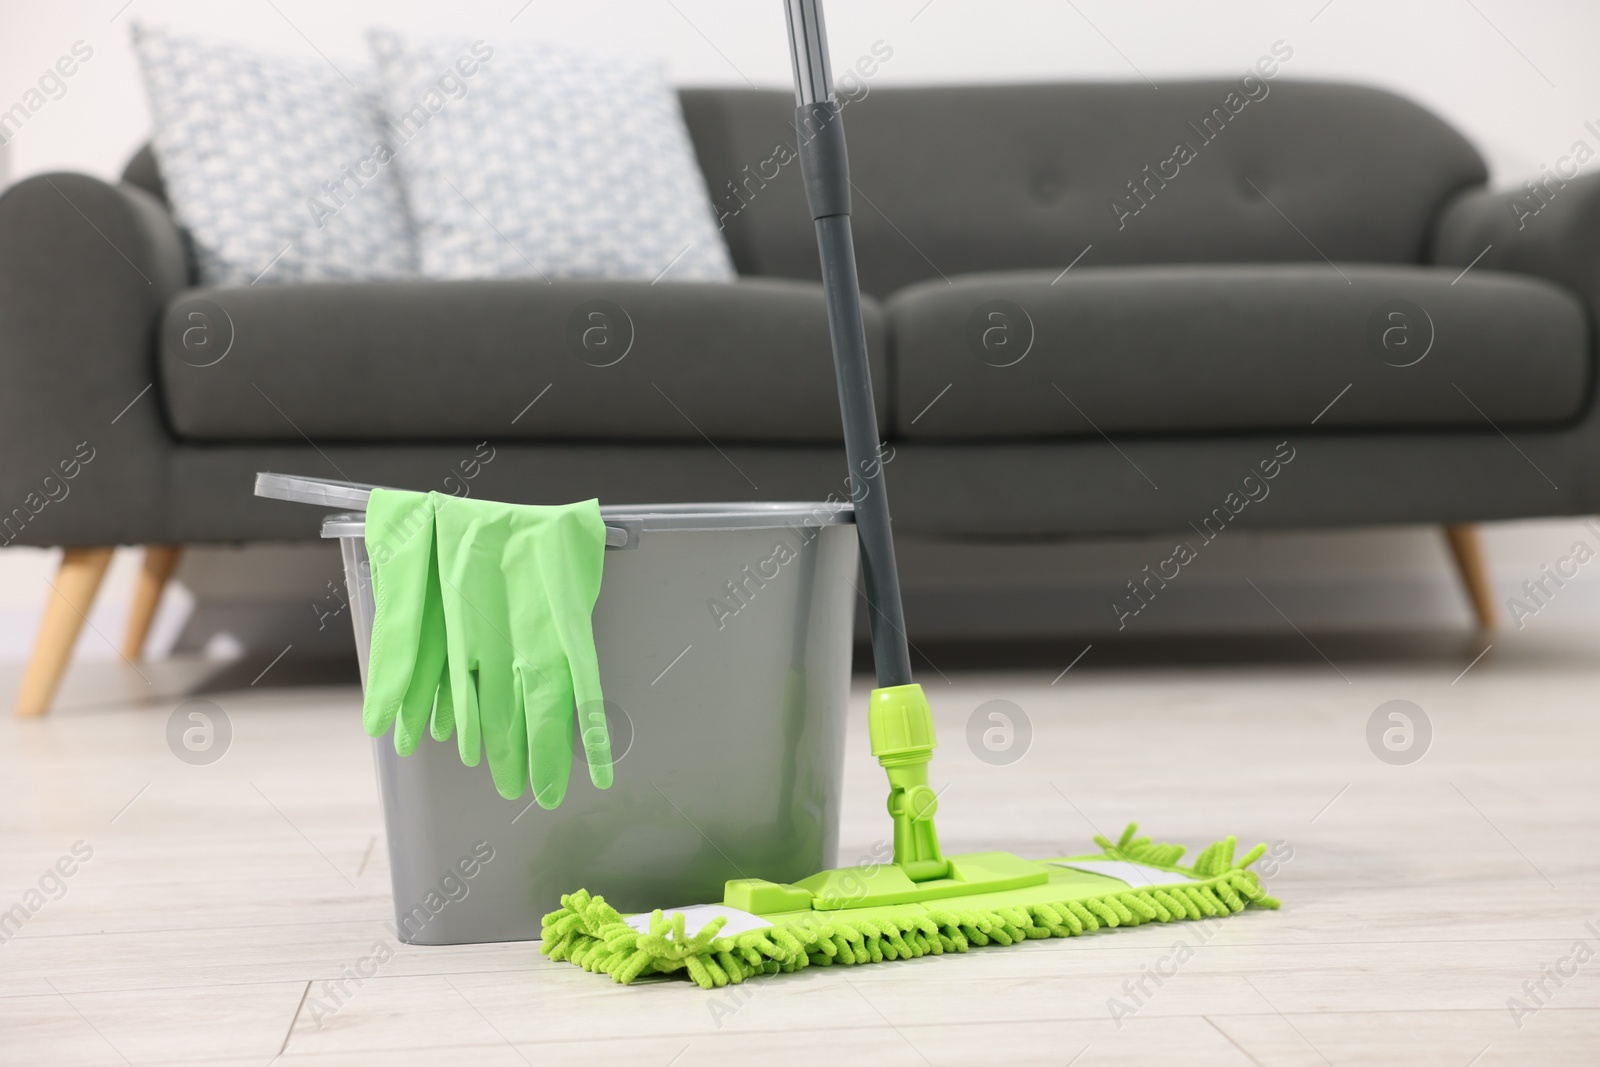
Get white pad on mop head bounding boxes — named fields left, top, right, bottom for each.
left=1052, top=859, right=1200, bottom=887
left=624, top=904, right=774, bottom=940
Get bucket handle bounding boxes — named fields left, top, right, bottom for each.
left=254, top=472, right=635, bottom=549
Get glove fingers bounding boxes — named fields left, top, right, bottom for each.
left=566, top=642, right=610, bottom=789
left=453, top=662, right=482, bottom=768
left=362, top=489, right=437, bottom=744
left=363, top=696, right=400, bottom=742
left=394, top=613, right=446, bottom=756
left=400, top=548, right=450, bottom=752
left=537, top=504, right=610, bottom=789
left=574, top=687, right=612, bottom=791
left=430, top=659, right=455, bottom=743
left=393, top=677, right=437, bottom=757
left=479, top=666, right=527, bottom=801
left=522, top=662, right=574, bottom=810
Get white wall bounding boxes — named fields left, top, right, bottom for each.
left=2, top=0, right=1599, bottom=661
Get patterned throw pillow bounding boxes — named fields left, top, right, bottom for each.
left=132, top=24, right=416, bottom=287
left=366, top=31, right=734, bottom=282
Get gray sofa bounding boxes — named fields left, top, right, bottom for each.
left=1, top=80, right=1596, bottom=667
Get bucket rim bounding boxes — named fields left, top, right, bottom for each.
left=319, top=500, right=855, bottom=540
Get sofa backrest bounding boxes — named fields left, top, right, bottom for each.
left=680, top=80, right=1486, bottom=296
left=126, top=79, right=1487, bottom=299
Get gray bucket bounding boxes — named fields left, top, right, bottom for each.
left=255, top=475, right=858, bottom=945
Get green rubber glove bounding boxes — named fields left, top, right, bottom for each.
left=362, top=489, right=453, bottom=754
left=431, top=493, right=611, bottom=805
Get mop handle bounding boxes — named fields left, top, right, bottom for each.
left=783, top=0, right=913, bottom=689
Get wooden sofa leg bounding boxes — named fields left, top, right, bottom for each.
left=121, top=545, right=181, bottom=661
left=15, top=546, right=116, bottom=717
left=1444, top=524, right=1497, bottom=630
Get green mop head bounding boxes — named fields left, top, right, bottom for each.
left=541, top=822, right=1279, bottom=988
left=540, top=686, right=1279, bottom=989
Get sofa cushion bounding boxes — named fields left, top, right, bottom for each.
left=680, top=81, right=1487, bottom=298
left=889, top=265, right=1590, bottom=439
left=158, top=278, right=885, bottom=443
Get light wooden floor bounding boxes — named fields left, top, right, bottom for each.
left=3, top=630, right=1598, bottom=1065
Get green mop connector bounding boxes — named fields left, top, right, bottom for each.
left=869, top=684, right=949, bottom=883
left=730, top=680, right=1051, bottom=911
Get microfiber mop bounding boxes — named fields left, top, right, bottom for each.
left=540, top=0, right=1278, bottom=988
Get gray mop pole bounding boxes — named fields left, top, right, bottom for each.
left=782, top=0, right=913, bottom=689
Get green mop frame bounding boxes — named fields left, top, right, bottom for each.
left=541, top=0, right=1278, bottom=988
left=545, top=824, right=1278, bottom=988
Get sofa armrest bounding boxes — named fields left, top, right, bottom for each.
left=0, top=173, right=190, bottom=546
left=1431, top=174, right=1600, bottom=318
